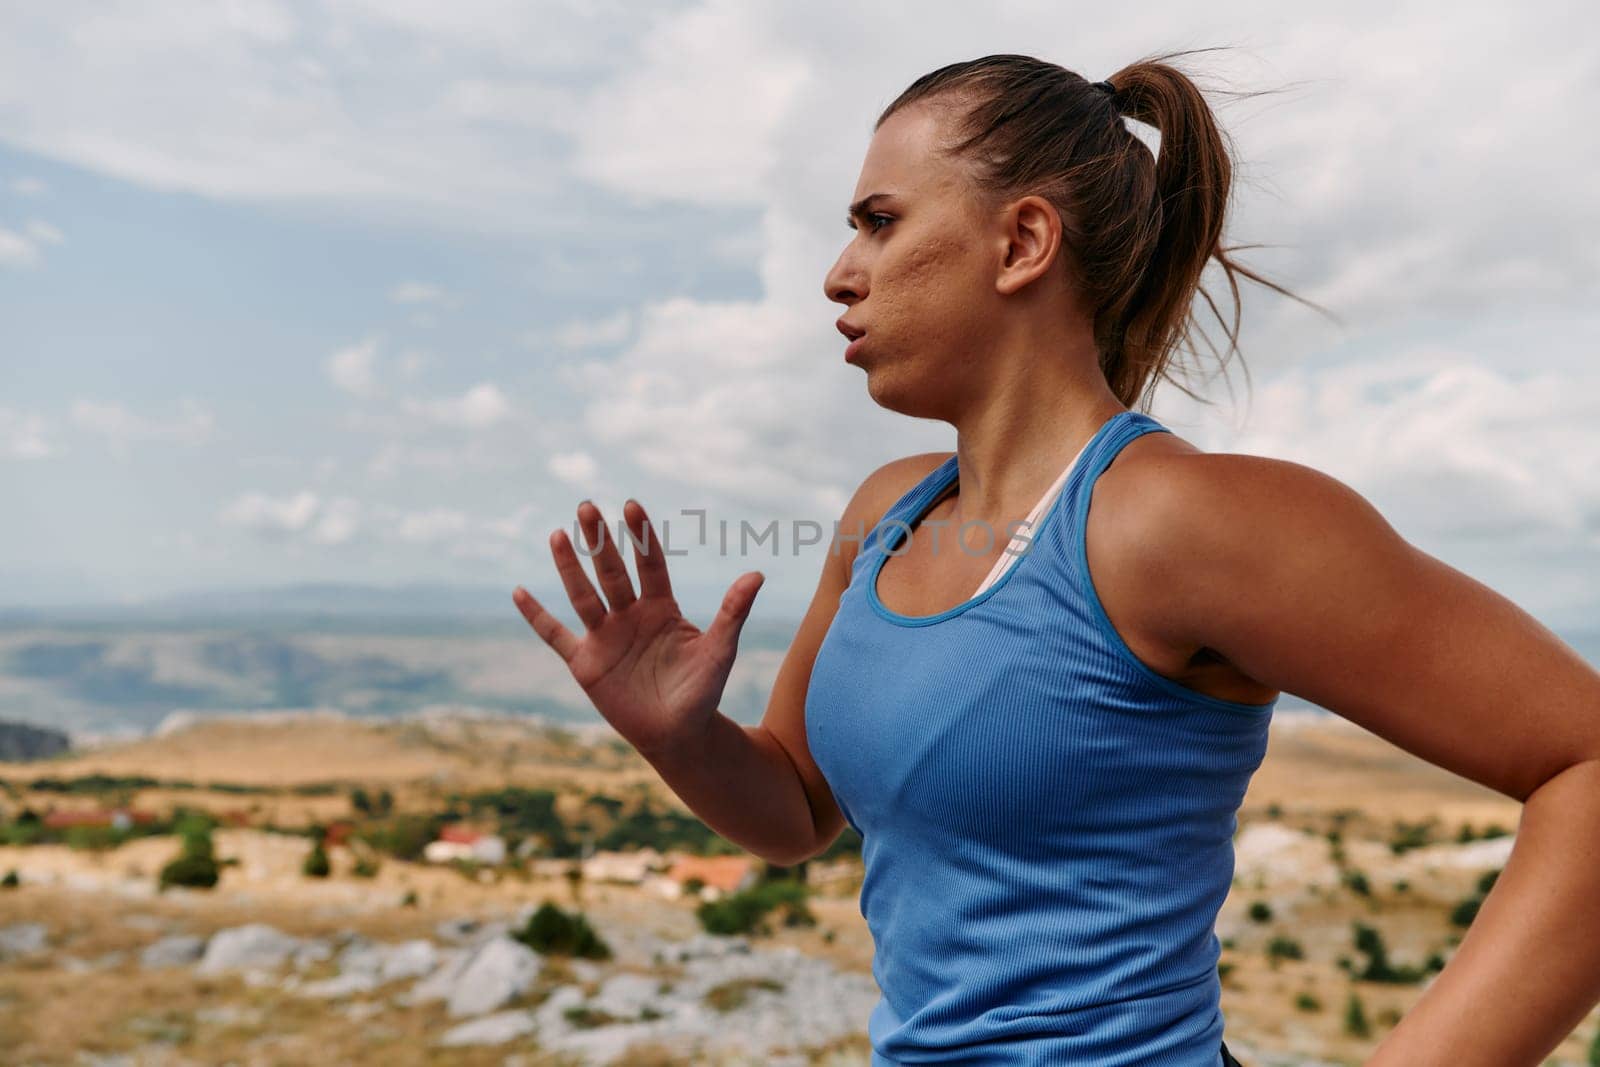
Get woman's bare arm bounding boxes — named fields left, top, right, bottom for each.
left=1103, top=451, right=1600, bottom=1067
left=516, top=455, right=946, bottom=868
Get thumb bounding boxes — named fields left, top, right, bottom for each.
left=703, top=571, right=764, bottom=657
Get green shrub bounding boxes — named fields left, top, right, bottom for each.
left=1294, top=991, right=1322, bottom=1012
left=1449, top=896, right=1481, bottom=928
left=562, top=1005, right=620, bottom=1029
left=353, top=813, right=442, bottom=862
left=302, top=842, right=331, bottom=879
left=1342, top=869, right=1371, bottom=897
left=64, top=824, right=128, bottom=851
left=513, top=900, right=612, bottom=959
left=1344, top=991, right=1370, bottom=1038
left=1350, top=922, right=1427, bottom=983
left=158, top=853, right=220, bottom=889
left=696, top=879, right=813, bottom=937
left=1388, top=819, right=1434, bottom=855
left=1267, top=937, right=1304, bottom=962
left=1246, top=900, right=1273, bottom=923
left=158, top=820, right=219, bottom=890
left=1, top=869, right=18, bottom=889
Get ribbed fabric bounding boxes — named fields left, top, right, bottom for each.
left=805, top=410, right=1276, bottom=1066
left=970, top=433, right=1093, bottom=597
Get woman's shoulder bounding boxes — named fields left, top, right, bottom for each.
left=834, top=451, right=954, bottom=565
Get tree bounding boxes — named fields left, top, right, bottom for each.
left=159, top=816, right=220, bottom=890
left=303, top=841, right=331, bottom=878
left=1344, top=991, right=1370, bottom=1038
left=303, top=824, right=332, bottom=878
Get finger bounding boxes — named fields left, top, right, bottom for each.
left=512, top=586, right=580, bottom=663
left=624, top=498, right=674, bottom=602
left=703, top=571, right=764, bottom=660
left=577, top=500, right=637, bottom=613
left=549, top=527, right=608, bottom=631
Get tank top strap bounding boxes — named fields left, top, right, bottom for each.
left=1037, top=410, right=1173, bottom=571
left=855, top=453, right=959, bottom=566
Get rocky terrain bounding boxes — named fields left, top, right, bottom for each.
left=2, top=710, right=1598, bottom=1065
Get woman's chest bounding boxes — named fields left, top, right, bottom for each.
left=803, top=589, right=1134, bottom=838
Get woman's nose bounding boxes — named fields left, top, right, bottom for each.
left=823, top=251, right=864, bottom=306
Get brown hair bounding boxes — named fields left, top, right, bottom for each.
left=877, top=48, right=1332, bottom=414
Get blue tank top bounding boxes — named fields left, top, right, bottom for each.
left=805, top=409, right=1277, bottom=1066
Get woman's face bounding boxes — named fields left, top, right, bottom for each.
left=823, top=103, right=1004, bottom=419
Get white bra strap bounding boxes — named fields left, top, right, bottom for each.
left=970, top=436, right=1093, bottom=597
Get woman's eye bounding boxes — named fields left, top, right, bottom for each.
left=846, top=213, right=893, bottom=234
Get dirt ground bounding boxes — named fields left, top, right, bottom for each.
left=3, top=710, right=1597, bottom=1066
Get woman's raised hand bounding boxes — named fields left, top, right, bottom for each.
left=512, top=498, right=765, bottom=760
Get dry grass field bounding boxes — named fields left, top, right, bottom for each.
left=2, top=709, right=1595, bottom=1066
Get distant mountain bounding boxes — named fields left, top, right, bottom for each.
left=0, top=718, right=71, bottom=761
left=4, top=581, right=515, bottom=621
left=0, top=581, right=805, bottom=646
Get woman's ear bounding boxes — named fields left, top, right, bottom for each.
left=994, top=194, right=1064, bottom=297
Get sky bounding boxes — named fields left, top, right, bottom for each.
left=2, top=1, right=1598, bottom=630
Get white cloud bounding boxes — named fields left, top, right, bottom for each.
left=310, top=496, right=362, bottom=545
left=569, top=289, right=864, bottom=517
left=219, top=490, right=320, bottom=537
left=484, top=502, right=537, bottom=542
left=388, top=501, right=542, bottom=562
left=9, top=176, right=48, bottom=196
left=0, top=226, right=40, bottom=268
left=396, top=508, right=471, bottom=545
left=215, top=488, right=541, bottom=561
left=548, top=450, right=598, bottom=486
left=401, top=382, right=510, bottom=429
left=568, top=0, right=810, bottom=207
left=1169, top=350, right=1600, bottom=548
left=70, top=398, right=214, bottom=460
left=326, top=336, right=380, bottom=397
left=538, top=309, right=633, bottom=350
left=219, top=489, right=361, bottom=546
left=397, top=350, right=428, bottom=379
left=5, top=2, right=1599, bottom=621
left=0, top=408, right=57, bottom=459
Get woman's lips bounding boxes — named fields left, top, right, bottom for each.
left=845, top=335, right=866, bottom=362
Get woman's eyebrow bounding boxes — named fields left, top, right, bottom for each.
left=846, top=192, right=900, bottom=224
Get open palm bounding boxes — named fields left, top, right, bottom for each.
left=512, top=498, right=765, bottom=759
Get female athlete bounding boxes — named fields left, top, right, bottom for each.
left=514, top=49, right=1600, bottom=1066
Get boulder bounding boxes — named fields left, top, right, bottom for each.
left=436, top=1009, right=538, bottom=1047
left=196, top=923, right=302, bottom=975
left=446, top=937, right=544, bottom=1017
left=140, top=934, right=206, bottom=970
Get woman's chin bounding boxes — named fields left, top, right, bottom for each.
left=863, top=367, right=936, bottom=419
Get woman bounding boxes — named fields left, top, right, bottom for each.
left=514, top=51, right=1600, bottom=1066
